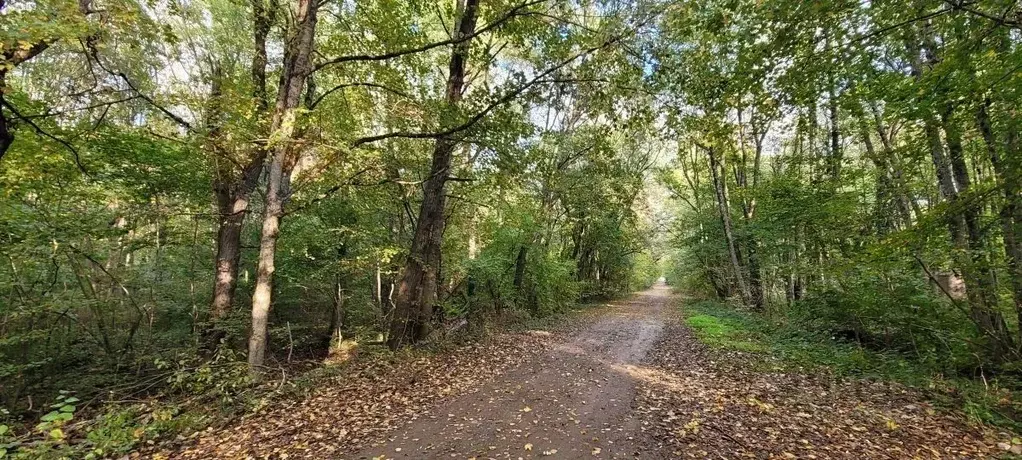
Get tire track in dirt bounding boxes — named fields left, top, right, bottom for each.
left=349, top=285, right=675, bottom=459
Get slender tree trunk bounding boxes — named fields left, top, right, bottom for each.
left=248, top=0, right=318, bottom=375
left=704, top=144, right=752, bottom=305
left=857, top=111, right=899, bottom=233
left=513, top=245, right=528, bottom=290
left=0, top=74, right=12, bottom=161
left=202, top=0, right=273, bottom=347
left=940, top=105, right=1010, bottom=357
left=977, top=100, right=1022, bottom=345
left=249, top=159, right=286, bottom=372
left=904, top=38, right=1003, bottom=348
left=736, top=111, right=764, bottom=310
left=869, top=102, right=916, bottom=224
left=328, top=275, right=346, bottom=351
left=388, top=0, right=479, bottom=349
left=828, top=88, right=842, bottom=180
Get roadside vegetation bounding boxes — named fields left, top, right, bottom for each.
left=679, top=299, right=1022, bottom=432
left=656, top=0, right=1022, bottom=438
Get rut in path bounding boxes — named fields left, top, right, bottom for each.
left=351, top=285, right=673, bottom=459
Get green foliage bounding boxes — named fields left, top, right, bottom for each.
left=160, top=349, right=251, bottom=406
left=682, top=300, right=1022, bottom=431
left=1, top=0, right=658, bottom=450
left=685, top=313, right=767, bottom=353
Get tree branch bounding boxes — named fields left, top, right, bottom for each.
left=313, top=0, right=548, bottom=71
left=349, top=27, right=638, bottom=148
left=18, top=95, right=141, bottom=120
left=309, top=82, right=413, bottom=109
left=945, top=0, right=1022, bottom=29
left=84, top=40, right=194, bottom=131
left=0, top=99, right=88, bottom=173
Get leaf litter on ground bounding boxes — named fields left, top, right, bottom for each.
left=633, top=309, right=1003, bottom=458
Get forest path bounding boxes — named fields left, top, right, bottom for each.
left=171, top=286, right=997, bottom=459
left=348, top=284, right=673, bottom=459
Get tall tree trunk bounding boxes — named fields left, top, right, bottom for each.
left=513, top=245, right=528, bottom=290
left=856, top=108, right=899, bottom=233
left=904, top=37, right=1006, bottom=350
left=736, top=110, right=764, bottom=309
left=827, top=88, right=842, bottom=180
left=248, top=0, right=318, bottom=375
left=977, top=99, right=1022, bottom=346
left=703, top=143, right=752, bottom=305
left=249, top=158, right=287, bottom=372
left=206, top=159, right=264, bottom=346
left=869, top=102, right=916, bottom=224
left=203, top=0, right=273, bottom=347
left=940, top=105, right=1010, bottom=357
left=388, top=0, right=479, bottom=349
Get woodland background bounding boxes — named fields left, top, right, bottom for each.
left=2, top=0, right=1022, bottom=456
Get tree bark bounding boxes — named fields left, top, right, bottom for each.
left=856, top=108, right=901, bottom=233
left=248, top=0, right=318, bottom=375
left=827, top=88, right=842, bottom=180
left=388, top=0, right=479, bottom=349
left=328, top=274, right=346, bottom=351
left=868, top=102, right=916, bottom=224
left=977, top=99, right=1022, bottom=345
left=940, top=105, right=1010, bottom=357
left=703, top=143, right=752, bottom=306
left=909, top=22, right=1014, bottom=357
left=736, top=110, right=764, bottom=309
left=0, top=73, right=12, bottom=161
left=203, top=0, right=274, bottom=347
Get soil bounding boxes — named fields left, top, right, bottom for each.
left=348, top=286, right=673, bottom=459
left=165, top=284, right=1001, bottom=459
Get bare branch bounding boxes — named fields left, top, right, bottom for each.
left=18, top=95, right=141, bottom=120
left=84, top=40, right=194, bottom=131
left=945, top=0, right=1022, bottom=29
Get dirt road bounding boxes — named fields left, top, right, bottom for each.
left=350, top=285, right=673, bottom=459
left=173, top=285, right=999, bottom=459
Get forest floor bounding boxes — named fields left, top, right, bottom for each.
left=163, top=285, right=1004, bottom=459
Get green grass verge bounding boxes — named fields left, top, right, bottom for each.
left=681, top=299, right=1022, bottom=432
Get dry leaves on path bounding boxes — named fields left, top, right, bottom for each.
left=159, top=332, right=552, bottom=459
left=634, top=313, right=999, bottom=459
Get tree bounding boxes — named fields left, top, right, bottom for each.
left=247, top=0, right=319, bottom=374
left=387, top=0, right=480, bottom=349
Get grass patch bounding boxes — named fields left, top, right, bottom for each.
left=684, top=313, right=767, bottom=353
left=681, top=299, right=1022, bottom=432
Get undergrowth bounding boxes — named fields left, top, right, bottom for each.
left=681, top=299, right=1022, bottom=433
left=0, top=298, right=608, bottom=459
